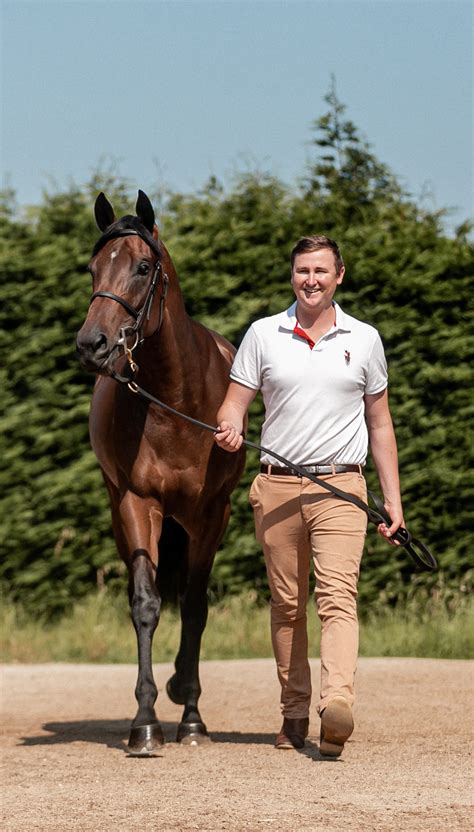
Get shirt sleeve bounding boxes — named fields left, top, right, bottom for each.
left=229, top=325, right=262, bottom=390
left=365, top=332, right=388, bottom=395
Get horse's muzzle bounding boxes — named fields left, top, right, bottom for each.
left=76, top=328, right=116, bottom=375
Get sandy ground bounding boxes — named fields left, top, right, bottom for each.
left=1, top=658, right=473, bottom=831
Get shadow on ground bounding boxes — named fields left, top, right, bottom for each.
left=19, top=720, right=335, bottom=761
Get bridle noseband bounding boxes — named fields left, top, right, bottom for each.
left=88, top=228, right=169, bottom=371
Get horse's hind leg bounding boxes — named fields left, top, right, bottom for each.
left=167, top=564, right=212, bottom=744
left=109, top=488, right=164, bottom=756
left=167, top=505, right=231, bottom=744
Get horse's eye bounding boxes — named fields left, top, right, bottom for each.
left=137, top=262, right=150, bottom=276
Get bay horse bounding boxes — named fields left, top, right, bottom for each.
left=76, top=190, right=245, bottom=755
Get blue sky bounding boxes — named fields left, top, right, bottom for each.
left=2, top=0, right=472, bottom=233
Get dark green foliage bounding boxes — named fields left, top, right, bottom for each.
left=1, top=91, right=472, bottom=618
left=0, top=183, right=128, bottom=617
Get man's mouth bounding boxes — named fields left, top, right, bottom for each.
left=303, top=287, right=321, bottom=294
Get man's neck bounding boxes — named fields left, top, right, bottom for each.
left=296, top=302, right=336, bottom=334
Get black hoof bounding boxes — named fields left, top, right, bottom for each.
left=127, top=723, right=164, bottom=756
left=166, top=676, right=185, bottom=705
left=176, top=721, right=211, bottom=745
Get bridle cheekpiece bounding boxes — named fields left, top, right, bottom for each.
left=89, top=224, right=169, bottom=375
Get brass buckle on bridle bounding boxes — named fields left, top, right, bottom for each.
left=118, top=326, right=139, bottom=374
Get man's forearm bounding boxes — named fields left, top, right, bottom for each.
left=214, top=381, right=258, bottom=452
left=365, top=389, right=404, bottom=538
left=216, top=401, right=245, bottom=433
left=368, top=422, right=402, bottom=506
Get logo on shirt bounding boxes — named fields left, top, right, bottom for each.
left=345, top=350, right=351, bottom=365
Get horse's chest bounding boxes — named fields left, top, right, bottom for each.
left=90, top=390, right=205, bottom=500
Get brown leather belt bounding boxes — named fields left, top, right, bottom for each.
left=260, top=463, right=362, bottom=476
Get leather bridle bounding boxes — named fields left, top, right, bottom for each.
left=89, top=228, right=169, bottom=369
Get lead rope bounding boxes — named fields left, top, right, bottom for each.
left=110, top=367, right=437, bottom=573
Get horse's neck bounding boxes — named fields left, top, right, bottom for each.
left=137, top=285, right=197, bottom=400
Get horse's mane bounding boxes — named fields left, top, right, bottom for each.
left=92, top=215, right=161, bottom=258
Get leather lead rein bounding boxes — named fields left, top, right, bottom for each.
left=111, top=371, right=438, bottom=573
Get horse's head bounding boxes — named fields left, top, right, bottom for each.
left=76, top=190, right=168, bottom=375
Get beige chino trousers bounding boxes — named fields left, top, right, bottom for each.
left=249, top=471, right=368, bottom=718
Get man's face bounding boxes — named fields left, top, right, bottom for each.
left=291, top=248, right=344, bottom=315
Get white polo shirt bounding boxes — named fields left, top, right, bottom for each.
left=230, top=301, right=387, bottom=466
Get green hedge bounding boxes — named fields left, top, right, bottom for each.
left=1, top=90, right=472, bottom=617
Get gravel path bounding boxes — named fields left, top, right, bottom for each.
left=1, top=659, right=473, bottom=830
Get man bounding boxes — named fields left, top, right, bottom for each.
left=214, top=236, right=403, bottom=757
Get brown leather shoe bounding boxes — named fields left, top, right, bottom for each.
left=275, top=717, right=309, bottom=750
left=319, top=696, right=354, bottom=757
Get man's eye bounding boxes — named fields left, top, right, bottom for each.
left=137, top=262, right=150, bottom=276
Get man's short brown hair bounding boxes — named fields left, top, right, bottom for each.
left=290, top=235, right=344, bottom=274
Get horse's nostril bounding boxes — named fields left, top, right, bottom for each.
left=76, top=329, right=110, bottom=370
left=93, top=333, right=108, bottom=354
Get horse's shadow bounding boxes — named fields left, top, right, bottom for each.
left=19, top=720, right=338, bottom=761
left=20, top=720, right=276, bottom=751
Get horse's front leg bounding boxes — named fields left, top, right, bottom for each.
left=111, top=490, right=164, bottom=755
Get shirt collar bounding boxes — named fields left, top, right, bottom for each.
left=279, top=301, right=352, bottom=334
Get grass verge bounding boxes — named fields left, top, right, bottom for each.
left=1, top=591, right=472, bottom=663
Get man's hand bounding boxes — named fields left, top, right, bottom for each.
left=214, top=421, right=244, bottom=452
left=377, top=501, right=405, bottom=546
left=214, top=381, right=258, bottom=453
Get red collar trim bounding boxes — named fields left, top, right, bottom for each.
left=293, top=322, right=315, bottom=350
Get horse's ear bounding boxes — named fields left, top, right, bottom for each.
left=94, top=192, right=115, bottom=231
left=136, top=190, right=155, bottom=233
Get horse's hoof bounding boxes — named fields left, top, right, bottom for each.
left=127, top=723, right=164, bottom=756
left=176, top=721, right=211, bottom=745
left=166, top=676, right=185, bottom=705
